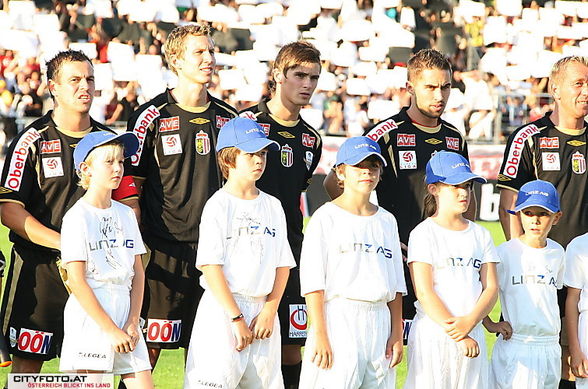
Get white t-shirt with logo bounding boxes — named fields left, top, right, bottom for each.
left=408, top=218, right=500, bottom=317
left=196, top=189, right=296, bottom=297
left=61, top=199, right=146, bottom=290
left=565, top=233, right=588, bottom=313
left=300, top=202, right=407, bottom=303
left=497, top=238, right=564, bottom=337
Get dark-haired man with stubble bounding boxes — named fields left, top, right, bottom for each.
left=0, top=50, right=138, bottom=374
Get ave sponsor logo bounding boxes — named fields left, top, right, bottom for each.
left=131, top=105, right=160, bottom=166
left=302, top=133, right=316, bottom=147
left=159, top=116, right=180, bottom=132
left=539, top=137, right=559, bottom=149
left=445, top=137, right=460, bottom=151
left=216, top=115, right=230, bottom=129
left=366, top=119, right=398, bottom=141
left=18, top=328, right=52, bottom=355
left=5, top=128, right=41, bottom=191
left=40, top=140, right=61, bottom=154
left=503, top=124, right=540, bottom=178
left=396, top=133, right=415, bottom=147
left=146, top=319, right=181, bottom=343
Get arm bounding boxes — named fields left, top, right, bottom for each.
left=385, top=293, right=403, bottom=368
left=1, top=202, right=60, bottom=250
left=566, top=287, right=588, bottom=378
left=122, top=255, right=145, bottom=346
left=498, top=188, right=522, bottom=240
left=304, top=290, right=333, bottom=369
left=66, top=261, right=133, bottom=353
left=250, top=266, right=290, bottom=339
left=409, top=261, right=453, bottom=327
left=482, top=315, right=512, bottom=340
left=323, top=170, right=343, bottom=200
left=200, top=264, right=252, bottom=351
left=446, top=262, right=499, bottom=341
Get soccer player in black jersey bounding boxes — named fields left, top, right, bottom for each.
left=498, top=56, right=588, bottom=389
left=126, top=24, right=237, bottom=373
left=240, top=41, right=321, bottom=389
left=325, top=49, right=473, bottom=335
left=0, top=50, right=138, bottom=374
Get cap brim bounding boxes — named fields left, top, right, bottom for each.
left=512, top=201, right=559, bottom=214
left=96, top=132, right=139, bottom=158
left=442, top=172, right=487, bottom=185
left=337, top=152, right=387, bottom=167
left=235, top=138, right=280, bottom=153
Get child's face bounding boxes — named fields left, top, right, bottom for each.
left=231, top=148, right=268, bottom=182
left=340, top=157, right=382, bottom=194
left=431, top=181, right=472, bottom=215
left=519, top=206, right=561, bottom=239
left=82, top=145, right=125, bottom=190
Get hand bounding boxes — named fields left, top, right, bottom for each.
left=485, top=320, right=513, bottom=340
left=311, top=333, right=333, bottom=369
left=231, top=319, right=253, bottom=352
left=570, top=348, right=588, bottom=378
left=107, top=326, right=134, bottom=353
left=249, top=307, right=276, bottom=340
left=445, top=316, right=476, bottom=341
left=385, top=335, right=403, bottom=368
left=122, top=319, right=141, bottom=348
left=458, top=336, right=479, bottom=358
left=400, top=242, right=408, bottom=263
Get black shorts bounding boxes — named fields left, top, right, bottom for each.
left=1, top=246, right=69, bottom=360
left=278, top=264, right=307, bottom=346
left=141, top=237, right=203, bottom=349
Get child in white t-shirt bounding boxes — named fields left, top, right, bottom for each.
left=404, top=150, right=499, bottom=389
left=484, top=180, right=564, bottom=389
left=299, top=136, right=406, bottom=388
left=564, top=217, right=588, bottom=388
left=59, top=131, right=153, bottom=389
left=183, top=117, right=295, bottom=389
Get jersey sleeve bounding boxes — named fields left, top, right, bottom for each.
left=564, top=240, right=585, bottom=289
left=481, top=228, right=500, bottom=264
left=0, top=130, right=41, bottom=206
left=60, top=209, right=88, bottom=264
left=407, top=225, right=432, bottom=265
left=299, top=212, right=328, bottom=295
left=389, top=214, right=407, bottom=296
left=497, top=125, right=538, bottom=191
left=195, top=198, right=226, bottom=268
left=126, top=104, right=160, bottom=180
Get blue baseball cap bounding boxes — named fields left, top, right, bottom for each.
left=216, top=117, right=279, bottom=152
left=335, top=136, right=387, bottom=167
left=508, top=180, right=560, bottom=214
left=425, top=150, right=486, bottom=185
left=74, top=131, right=139, bottom=171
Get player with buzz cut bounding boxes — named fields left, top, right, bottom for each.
left=484, top=180, right=564, bottom=389
left=497, top=56, right=588, bottom=389
left=324, top=48, right=473, bottom=341
left=0, top=50, right=138, bottom=375
left=125, top=23, right=237, bottom=374
left=239, top=40, right=322, bottom=388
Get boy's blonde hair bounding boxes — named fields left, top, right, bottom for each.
left=78, top=143, right=124, bottom=190
left=164, top=24, right=211, bottom=75
left=217, top=147, right=241, bottom=179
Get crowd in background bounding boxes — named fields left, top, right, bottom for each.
left=0, top=0, right=585, bottom=152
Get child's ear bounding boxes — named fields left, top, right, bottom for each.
left=552, top=211, right=563, bottom=225
left=427, top=183, right=438, bottom=195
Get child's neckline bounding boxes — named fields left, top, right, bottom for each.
left=515, top=236, right=548, bottom=250
left=428, top=217, right=471, bottom=232
left=80, top=197, right=113, bottom=211
left=221, top=187, right=261, bottom=201
left=328, top=202, right=380, bottom=217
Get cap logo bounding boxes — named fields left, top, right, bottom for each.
left=526, top=190, right=549, bottom=197
left=245, top=128, right=262, bottom=135
left=451, top=162, right=467, bottom=169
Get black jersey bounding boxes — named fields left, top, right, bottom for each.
left=128, top=89, right=237, bottom=243
left=365, top=107, right=468, bottom=244
left=498, top=112, right=588, bottom=247
left=240, top=99, right=322, bottom=259
left=0, top=111, right=136, bottom=253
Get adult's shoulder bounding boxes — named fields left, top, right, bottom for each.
left=363, top=111, right=405, bottom=143
left=208, top=93, right=238, bottom=117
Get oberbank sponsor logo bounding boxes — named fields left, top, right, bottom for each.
left=366, top=119, right=398, bottom=142
left=503, top=124, right=540, bottom=178
left=131, top=105, right=160, bottom=166
left=5, top=128, right=41, bottom=191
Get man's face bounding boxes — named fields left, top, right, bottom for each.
left=408, top=68, right=452, bottom=120
left=174, top=35, right=216, bottom=85
left=50, top=60, right=94, bottom=114
left=553, top=62, right=588, bottom=120
left=275, top=62, right=321, bottom=107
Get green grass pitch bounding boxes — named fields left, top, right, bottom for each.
left=0, top=222, right=506, bottom=388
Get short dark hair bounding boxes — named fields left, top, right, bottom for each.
left=407, top=49, right=452, bottom=82
left=269, top=41, right=321, bottom=92
left=46, top=50, right=92, bottom=82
